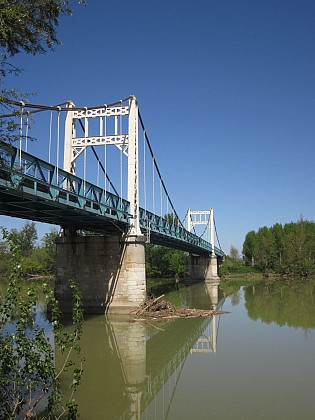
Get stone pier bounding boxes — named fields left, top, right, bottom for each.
left=55, top=233, right=146, bottom=314
left=185, top=253, right=221, bottom=283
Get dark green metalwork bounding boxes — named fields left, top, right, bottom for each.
left=0, top=141, right=224, bottom=256
left=0, top=141, right=130, bottom=233
left=139, top=208, right=224, bottom=256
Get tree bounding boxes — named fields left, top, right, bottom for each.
left=270, top=223, right=284, bottom=270
left=145, top=244, right=186, bottom=279
left=229, top=245, right=240, bottom=270
left=242, top=230, right=256, bottom=266
left=8, top=222, right=38, bottom=257
left=253, top=226, right=276, bottom=271
left=41, top=228, right=58, bottom=272
left=0, top=2, right=85, bottom=417
left=0, top=0, right=75, bottom=58
left=230, top=245, right=240, bottom=260
left=0, top=225, right=59, bottom=276
left=0, top=227, right=84, bottom=419
left=0, top=0, right=85, bottom=140
left=0, top=240, right=9, bottom=275
left=242, top=219, right=315, bottom=276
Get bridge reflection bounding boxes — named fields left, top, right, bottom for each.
left=59, top=283, right=225, bottom=419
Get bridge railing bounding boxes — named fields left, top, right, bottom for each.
left=0, top=141, right=130, bottom=223
left=1, top=141, right=224, bottom=256
left=139, top=208, right=224, bottom=256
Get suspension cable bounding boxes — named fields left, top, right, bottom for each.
left=104, top=116, right=107, bottom=192
left=182, top=209, right=188, bottom=225
left=199, top=223, right=208, bottom=239
left=138, top=109, right=185, bottom=228
left=0, top=96, right=133, bottom=118
left=120, top=113, right=123, bottom=207
left=25, top=112, right=29, bottom=153
left=56, top=107, right=61, bottom=185
left=152, top=157, right=155, bottom=214
left=83, top=148, right=87, bottom=195
left=214, top=218, right=222, bottom=250
left=48, top=111, right=53, bottom=163
left=189, top=211, right=197, bottom=235
left=160, top=178, right=162, bottom=217
left=19, top=101, right=24, bottom=167
left=143, top=129, right=147, bottom=216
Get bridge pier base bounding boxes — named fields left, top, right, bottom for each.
left=55, top=233, right=146, bottom=314
left=107, top=234, right=147, bottom=315
left=204, top=254, right=220, bottom=282
left=185, top=253, right=220, bottom=283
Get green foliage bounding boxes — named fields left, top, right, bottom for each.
left=0, top=227, right=84, bottom=418
left=242, top=218, right=315, bottom=276
left=0, top=224, right=58, bottom=277
left=220, top=255, right=260, bottom=276
left=8, top=221, right=38, bottom=257
left=0, top=0, right=74, bottom=57
left=0, top=241, right=10, bottom=276
left=145, top=244, right=186, bottom=279
left=0, top=0, right=85, bottom=144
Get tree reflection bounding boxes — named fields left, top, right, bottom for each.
left=244, top=280, right=315, bottom=330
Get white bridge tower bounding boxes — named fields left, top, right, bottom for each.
left=187, top=208, right=219, bottom=282
left=64, top=95, right=141, bottom=236
left=187, top=208, right=215, bottom=255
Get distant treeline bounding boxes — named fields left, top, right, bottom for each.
left=0, top=222, right=57, bottom=277
left=242, top=218, right=315, bottom=276
left=0, top=223, right=186, bottom=280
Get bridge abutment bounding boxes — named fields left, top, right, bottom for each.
left=55, top=233, right=146, bottom=314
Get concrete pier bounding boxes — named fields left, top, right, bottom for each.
left=185, top=253, right=220, bottom=283
left=55, top=233, right=146, bottom=314
left=204, top=254, right=220, bottom=282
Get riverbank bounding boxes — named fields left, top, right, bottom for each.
left=221, top=271, right=315, bottom=284
left=220, top=272, right=266, bottom=282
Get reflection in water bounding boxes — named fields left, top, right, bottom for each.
left=57, top=283, right=222, bottom=419
left=244, top=281, right=315, bottom=329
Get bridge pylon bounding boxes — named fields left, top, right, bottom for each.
left=55, top=97, right=146, bottom=314
left=186, top=208, right=220, bottom=282
left=63, top=96, right=142, bottom=236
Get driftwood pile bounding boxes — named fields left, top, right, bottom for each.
left=134, top=295, right=228, bottom=320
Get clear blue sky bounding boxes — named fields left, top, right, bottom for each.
left=1, top=0, right=315, bottom=253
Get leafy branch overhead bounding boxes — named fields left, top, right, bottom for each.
left=0, top=0, right=86, bottom=57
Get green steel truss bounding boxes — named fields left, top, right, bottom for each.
left=139, top=208, right=224, bottom=256
left=0, top=141, right=130, bottom=233
left=0, top=141, right=224, bottom=256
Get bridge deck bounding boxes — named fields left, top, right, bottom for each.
left=0, top=141, right=224, bottom=257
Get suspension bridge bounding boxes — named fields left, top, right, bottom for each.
left=0, top=96, right=224, bottom=313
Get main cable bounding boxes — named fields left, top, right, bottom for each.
left=0, top=96, right=133, bottom=118
left=214, top=218, right=222, bottom=250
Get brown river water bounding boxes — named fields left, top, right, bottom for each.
left=51, top=278, right=315, bottom=420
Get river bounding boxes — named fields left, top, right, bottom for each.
left=52, top=278, right=315, bottom=420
